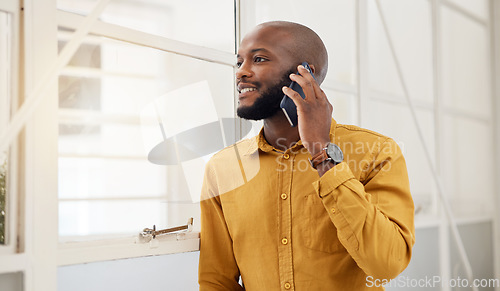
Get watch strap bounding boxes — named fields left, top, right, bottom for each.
left=309, top=148, right=331, bottom=169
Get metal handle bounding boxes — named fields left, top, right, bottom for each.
left=140, top=217, right=193, bottom=239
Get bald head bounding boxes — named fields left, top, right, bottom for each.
left=252, top=21, right=328, bottom=84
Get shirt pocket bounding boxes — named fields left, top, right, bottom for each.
left=303, top=193, right=346, bottom=253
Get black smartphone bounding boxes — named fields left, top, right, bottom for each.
left=280, top=62, right=316, bottom=127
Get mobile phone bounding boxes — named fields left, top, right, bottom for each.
left=280, top=62, right=316, bottom=127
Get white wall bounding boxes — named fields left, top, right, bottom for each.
left=58, top=251, right=200, bottom=291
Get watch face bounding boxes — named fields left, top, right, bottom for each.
left=326, top=143, right=343, bottom=163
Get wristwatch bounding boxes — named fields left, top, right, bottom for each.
left=309, top=142, right=343, bottom=169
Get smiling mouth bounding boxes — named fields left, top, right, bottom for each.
left=240, top=88, right=257, bottom=94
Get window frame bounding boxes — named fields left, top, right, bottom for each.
left=53, top=3, right=239, bottom=265
left=0, top=0, right=21, bottom=260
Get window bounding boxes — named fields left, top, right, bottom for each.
left=56, top=0, right=237, bottom=249
left=0, top=12, right=11, bottom=244
left=0, top=8, right=13, bottom=248
left=0, top=1, right=25, bottom=289
left=57, top=34, right=235, bottom=238
left=57, top=0, right=235, bottom=53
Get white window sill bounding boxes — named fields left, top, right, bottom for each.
left=57, top=231, right=200, bottom=266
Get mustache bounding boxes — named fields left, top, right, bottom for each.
left=237, top=79, right=261, bottom=88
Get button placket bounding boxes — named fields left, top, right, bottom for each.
left=277, top=151, right=294, bottom=291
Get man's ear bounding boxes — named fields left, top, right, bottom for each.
left=308, top=64, right=316, bottom=76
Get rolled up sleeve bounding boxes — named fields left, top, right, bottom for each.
left=313, top=138, right=415, bottom=280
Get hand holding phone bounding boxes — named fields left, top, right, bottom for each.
left=280, top=62, right=316, bottom=127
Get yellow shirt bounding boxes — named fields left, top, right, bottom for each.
left=199, top=119, right=415, bottom=290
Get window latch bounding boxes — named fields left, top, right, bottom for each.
left=140, top=217, right=193, bottom=240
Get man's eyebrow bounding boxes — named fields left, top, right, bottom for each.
left=237, top=48, right=271, bottom=58
left=250, top=48, right=270, bottom=54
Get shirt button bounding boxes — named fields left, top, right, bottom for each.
left=284, top=282, right=291, bottom=289
left=331, top=208, right=336, bottom=214
left=281, top=193, right=288, bottom=200
left=281, top=237, right=288, bottom=245
left=283, top=153, right=290, bottom=159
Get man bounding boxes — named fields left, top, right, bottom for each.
left=199, top=21, right=414, bottom=290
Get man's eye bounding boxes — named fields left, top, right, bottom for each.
left=236, top=61, right=242, bottom=68
left=255, top=57, right=266, bottom=63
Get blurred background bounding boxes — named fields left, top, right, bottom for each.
left=0, top=0, right=499, bottom=290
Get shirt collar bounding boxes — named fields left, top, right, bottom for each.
left=243, top=118, right=337, bottom=156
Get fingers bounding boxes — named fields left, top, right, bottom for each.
left=282, top=64, right=330, bottom=108
left=282, top=85, right=305, bottom=106
left=290, top=65, right=316, bottom=99
left=293, top=65, right=328, bottom=100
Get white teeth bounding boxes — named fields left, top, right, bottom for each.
left=241, top=88, right=256, bottom=93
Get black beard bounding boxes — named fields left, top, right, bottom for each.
left=237, top=70, right=294, bottom=121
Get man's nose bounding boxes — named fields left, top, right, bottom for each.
left=235, top=62, right=253, bottom=80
